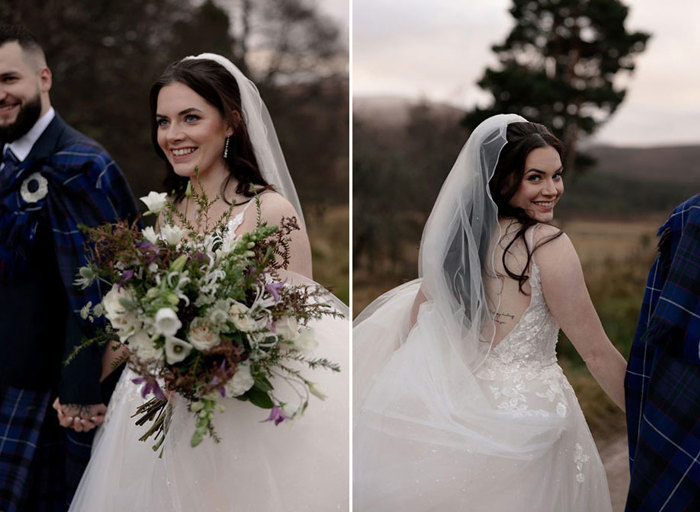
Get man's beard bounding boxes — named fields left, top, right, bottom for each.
left=0, top=93, right=42, bottom=143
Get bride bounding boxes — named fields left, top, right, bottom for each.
left=354, top=114, right=626, bottom=511
left=65, top=53, right=349, bottom=511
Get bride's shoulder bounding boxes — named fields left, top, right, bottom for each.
left=255, top=190, right=300, bottom=222
left=531, top=223, right=582, bottom=276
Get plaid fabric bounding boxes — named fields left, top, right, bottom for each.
left=0, top=140, right=137, bottom=403
left=0, top=386, right=49, bottom=511
left=0, top=385, right=94, bottom=512
left=625, top=194, right=700, bottom=511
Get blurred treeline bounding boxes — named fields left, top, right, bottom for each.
left=1, top=0, right=349, bottom=300
left=353, top=99, right=698, bottom=312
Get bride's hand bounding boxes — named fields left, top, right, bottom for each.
left=53, top=397, right=107, bottom=432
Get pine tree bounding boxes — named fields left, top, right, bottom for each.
left=463, top=0, right=649, bottom=172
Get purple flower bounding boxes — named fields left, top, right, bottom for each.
left=261, top=405, right=288, bottom=426
left=122, top=269, right=134, bottom=281
left=266, top=280, right=286, bottom=302
left=135, top=241, right=154, bottom=249
left=132, top=376, right=166, bottom=400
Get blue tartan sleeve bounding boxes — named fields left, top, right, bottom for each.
left=625, top=194, right=700, bottom=466
left=45, top=142, right=138, bottom=404
left=644, top=196, right=700, bottom=365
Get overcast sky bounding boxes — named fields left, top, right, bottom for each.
left=353, top=0, right=700, bottom=147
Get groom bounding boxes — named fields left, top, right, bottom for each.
left=0, top=25, right=137, bottom=510
left=625, top=194, right=700, bottom=511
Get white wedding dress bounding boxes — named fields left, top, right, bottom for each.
left=69, top=207, right=349, bottom=512
left=354, top=256, right=612, bottom=511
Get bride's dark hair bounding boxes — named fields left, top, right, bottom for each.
left=489, top=122, right=564, bottom=292
left=150, top=58, right=272, bottom=203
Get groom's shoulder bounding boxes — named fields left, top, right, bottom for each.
left=47, top=118, right=124, bottom=184
left=659, top=194, right=700, bottom=236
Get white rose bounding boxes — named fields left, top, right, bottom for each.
left=293, top=327, right=318, bottom=356
left=161, top=224, right=187, bottom=246
left=164, top=335, right=193, bottom=364
left=188, top=318, right=220, bottom=351
left=154, top=307, right=182, bottom=336
left=103, top=285, right=140, bottom=341
left=139, top=191, right=167, bottom=214
left=225, top=362, right=255, bottom=397
left=127, top=330, right=163, bottom=362
left=229, top=302, right=257, bottom=332
left=141, top=226, right=159, bottom=244
left=274, top=316, right=299, bottom=340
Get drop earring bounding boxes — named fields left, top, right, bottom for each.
left=223, top=136, right=230, bottom=159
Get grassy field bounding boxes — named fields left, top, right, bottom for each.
left=307, top=204, right=349, bottom=305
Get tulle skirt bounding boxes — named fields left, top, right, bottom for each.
left=70, top=313, right=349, bottom=512
left=354, top=281, right=612, bottom=512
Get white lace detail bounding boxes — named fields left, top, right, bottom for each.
left=476, top=263, right=570, bottom=418
left=226, top=200, right=254, bottom=235
left=574, top=442, right=591, bottom=483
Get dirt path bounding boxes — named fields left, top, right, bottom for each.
left=600, top=434, right=630, bottom=512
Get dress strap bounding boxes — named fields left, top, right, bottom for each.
left=526, top=224, right=538, bottom=264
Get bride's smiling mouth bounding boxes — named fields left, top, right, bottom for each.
left=170, top=147, right=197, bottom=161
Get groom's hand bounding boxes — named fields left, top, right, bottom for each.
left=52, top=397, right=107, bottom=432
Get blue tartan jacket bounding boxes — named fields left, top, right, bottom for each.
left=624, top=194, right=700, bottom=510
left=0, top=114, right=137, bottom=404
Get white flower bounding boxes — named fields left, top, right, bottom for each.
left=154, top=307, right=182, bottom=336
left=20, top=172, right=48, bottom=203
left=308, top=382, right=327, bottom=400
left=188, top=318, right=220, bottom=351
left=208, top=306, right=229, bottom=326
left=229, top=301, right=257, bottom=332
left=224, top=362, right=255, bottom=397
left=274, top=316, right=299, bottom=340
left=103, top=284, right=140, bottom=341
left=281, top=403, right=298, bottom=419
left=148, top=263, right=158, bottom=273
left=293, top=327, right=318, bottom=356
left=139, top=191, right=167, bottom=214
left=79, top=301, right=93, bottom=321
left=141, top=226, right=159, bottom=244
left=128, top=330, right=163, bottom=362
left=161, top=224, right=187, bottom=246
left=164, top=335, right=192, bottom=364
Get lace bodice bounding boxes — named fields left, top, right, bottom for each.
left=476, top=261, right=571, bottom=418
left=487, top=262, right=559, bottom=369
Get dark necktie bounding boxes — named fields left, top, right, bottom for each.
left=1, top=146, right=20, bottom=184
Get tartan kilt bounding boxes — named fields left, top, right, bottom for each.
left=625, top=353, right=700, bottom=511
left=0, top=385, right=94, bottom=512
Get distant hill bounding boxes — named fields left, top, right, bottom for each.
left=354, top=96, right=700, bottom=216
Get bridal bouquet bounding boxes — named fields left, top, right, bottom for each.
left=71, top=184, right=340, bottom=450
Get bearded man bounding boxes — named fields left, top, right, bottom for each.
left=0, top=25, right=137, bottom=511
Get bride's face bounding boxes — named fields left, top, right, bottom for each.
left=508, top=145, right=564, bottom=223
left=155, top=81, right=232, bottom=178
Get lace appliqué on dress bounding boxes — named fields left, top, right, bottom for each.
left=477, top=263, right=569, bottom=419
left=574, top=442, right=591, bottom=483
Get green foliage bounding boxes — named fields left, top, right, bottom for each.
left=463, top=0, right=650, bottom=172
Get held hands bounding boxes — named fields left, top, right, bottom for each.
left=52, top=397, right=107, bottom=432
